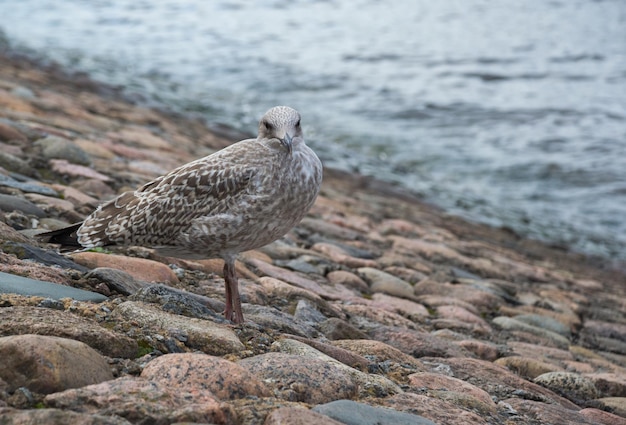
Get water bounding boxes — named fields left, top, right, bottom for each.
left=1, top=0, right=625, bottom=260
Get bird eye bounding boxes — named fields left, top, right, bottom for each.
left=263, top=121, right=274, bottom=131
left=295, top=119, right=301, bottom=127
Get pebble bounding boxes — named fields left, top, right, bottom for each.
left=318, top=317, right=369, bottom=340
left=492, top=316, right=570, bottom=349
left=494, top=356, right=563, bottom=380
left=326, top=270, right=369, bottom=293
left=331, top=339, right=425, bottom=369
left=264, top=407, right=345, bottom=425
left=35, top=136, right=92, bottom=166
left=0, top=334, right=113, bottom=394
left=85, top=267, right=147, bottom=296
left=312, top=399, right=437, bottom=425
left=0, top=174, right=58, bottom=196
left=371, top=326, right=470, bottom=358
left=141, top=352, right=270, bottom=399
left=0, top=408, right=133, bottom=425
left=129, top=284, right=225, bottom=321
left=0, top=194, right=46, bottom=217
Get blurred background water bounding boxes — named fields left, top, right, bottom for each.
left=1, top=0, right=625, bottom=261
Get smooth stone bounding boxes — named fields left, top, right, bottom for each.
left=318, top=318, right=369, bottom=340
left=243, top=304, right=318, bottom=338
left=141, top=353, right=270, bottom=399
left=70, top=252, right=179, bottom=284
left=584, top=372, right=626, bottom=398
left=0, top=174, right=58, bottom=196
left=414, top=281, right=504, bottom=312
left=513, top=313, right=571, bottom=338
left=312, top=242, right=377, bottom=268
left=0, top=305, right=137, bottom=358
left=492, top=316, right=570, bottom=349
left=357, top=267, right=414, bottom=299
left=110, top=301, right=244, bottom=355
left=49, top=159, right=111, bottom=181
left=343, top=304, right=418, bottom=331
left=0, top=121, right=28, bottom=141
left=370, top=293, right=430, bottom=320
left=281, top=334, right=370, bottom=371
left=595, top=398, right=626, bottom=419
left=435, top=305, right=491, bottom=334
left=36, top=136, right=91, bottom=165
left=312, top=400, right=436, bottom=425
left=264, top=407, right=344, bottom=425
left=326, top=270, right=369, bottom=293
left=534, top=371, right=599, bottom=401
left=0, top=271, right=106, bottom=302
left=578, top=407, right=626, bottom=425
left=293, top=299, right=328, bottom=324
left=85, top=267, right=148, bottom=296
left=0, top=194, right=46, bottom=217
left=494, top=356, right=563, bottom=380
left=44, top=376, right=235, bottom=424
left=0, top=408, right=132, bottom=425
left=0, top=335, right=113, bottom=394
left=0, top=152, right=38, bottom=177
left=238, top=353, right=357, bottom=404
left=454, top=340, right=500, bottom=361
left=2, top=242, right=90, bottom=272
left=130, top=284, right=225, bottom=322
left=272, top=338, right=402, bottom=397
left=0, top=221, right=32, bottom=243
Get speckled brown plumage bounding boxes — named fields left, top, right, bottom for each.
left=49, top=106, right=322, bottom=323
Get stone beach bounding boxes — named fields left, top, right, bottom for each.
left=0, top=50, right=625, bottom=425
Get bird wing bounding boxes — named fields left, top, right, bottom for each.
left=78, top=157, right=258, bottom=247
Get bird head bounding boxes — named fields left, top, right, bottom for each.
left=258, top=106, right=303, bottom=155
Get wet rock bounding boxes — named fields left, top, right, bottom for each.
left=264, top=406, right=345, bottom=425
left=0, top=194, right=46, bottom=217
left=312, top=399, right=436, bottom=425
left=272, top=338, right=401, bottom=397
left=318, top=317, right=369, bottom=340
left=85, top=267, right=147, bottom=296
left=44, top=376, right=235, bottom=424
left=0, top=306, right=137, bottom=358
left=0, top=174, right=58, bottom=196
left=0, top=408, right=132, bottom=425
left=357, top=267, right=414, bottom=299
left=0, top=335, right=113, bottom=394
left=0, top=271, right=107, bottom=302
left=110, top=301, right=244, bottom=355
left=534, top=371, right=599, bottom=401
left=70, top=252, right=179, bottom=284
left=238, top=353, right=357, bottom=404
left=380, top=393, right=489, bottom=425
left=141, top=353, right=270, bottom=399
left=494, top=356, right=563, bottom=380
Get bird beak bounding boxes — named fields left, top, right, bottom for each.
left=281, top=133, right=293, bottom=155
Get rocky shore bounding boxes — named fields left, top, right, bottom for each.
left=0, top=50, right=625, bottom=425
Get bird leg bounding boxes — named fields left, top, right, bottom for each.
left=223, top=259, right=244, bottom=324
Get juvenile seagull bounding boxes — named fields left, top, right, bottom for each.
left=43, top=106, right=323, bottom=324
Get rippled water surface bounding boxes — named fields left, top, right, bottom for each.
left=1, top=0, right=625, bottom=260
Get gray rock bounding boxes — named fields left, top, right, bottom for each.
left=129, top=284, right=225, bottom=322
left=1, top=242, right=90, bottom=272
left=513, top=314, right=571, bottom=338
left=294, top=299, right=328, bottom=324
left=0, top=174, right=59, bottom=196
left=0, top=271, right=107, bottom=302
left=0, top=408, right=133, bottom=425
left=0, top=194, right=46, bottom=217
left=36, top=136, right=91, bottom=165
left=357, top=267, right=414, bottom=299
left=492, top=316, right=570, bottom=349
left=243, top=304, right=318, bottom=337
left=86, top=267, right=148, bottom=296
left=534, top=372, right=599, bottom=401
left=312, top=400, right=437, bottom=425
left=0, top=152, right=37, bottom=177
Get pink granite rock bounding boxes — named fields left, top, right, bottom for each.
left=70, top=252, right=179, bottom=284
left=141, top=353, right=270, bottom=400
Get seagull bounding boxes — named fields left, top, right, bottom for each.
left=41, top=106, right=323, bottom=324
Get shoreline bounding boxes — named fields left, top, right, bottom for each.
left=1, top=47, right=626, bottom=424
